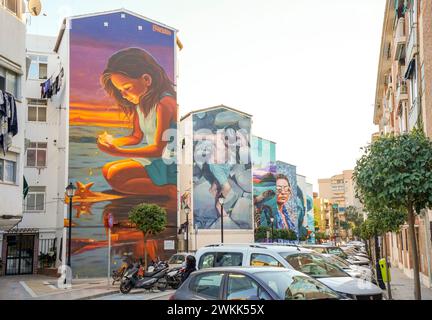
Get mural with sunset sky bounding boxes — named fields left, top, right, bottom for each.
left=68, top=11, right=177, bottom=277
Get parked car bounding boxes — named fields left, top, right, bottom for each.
left=301, top=244, right=349, bottom=259
left=195, top=244, right=383, bottom=300
left=170, top=267, right=345, bottom=300
left=321, top=253, right=375, bottom=284
left=302, top=244, right=371, bottom=267
left=167, top=252, right=194, bottom=268
left=341, top=246, right=369, bottom=259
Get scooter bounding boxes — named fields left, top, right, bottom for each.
left=165, top=266, right=185, bottom=289
left=119, top=261, right=169, bottom=294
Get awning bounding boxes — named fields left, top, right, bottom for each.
left=404, top=59, right=416, bottom=80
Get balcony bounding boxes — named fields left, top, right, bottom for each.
left=406, top=24, right=418, bottom=63
left=395, top=78, right=408, bottom=103
left=393, top=18, right=406, bottom=61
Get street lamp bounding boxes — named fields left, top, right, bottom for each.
left=184, top=206, right=190, bottom=253
left=218, top=194, right=225, bottom=244
left=270, top=216, right=275, bottom=243
left=65, top=182, right=76, bottom=268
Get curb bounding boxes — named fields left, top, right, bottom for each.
left=77, top=288, right=120, bottom=300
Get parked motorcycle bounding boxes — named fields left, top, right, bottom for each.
left=165, top=266, right=185, bottom=289
left=119, top=261, right=169, bottom=294
left=112, top=255, right=134, bottom=285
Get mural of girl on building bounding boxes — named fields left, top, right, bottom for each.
left=97, top=48, right=177, bottom=198
left=275, top=174, right=297, bottom=235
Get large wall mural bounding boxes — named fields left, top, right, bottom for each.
left=68, top=12, right=177, bottom=277
left=305, top=183, right=315, bottom=243
left=192, top=108, right=252, bottom=230
left=252, top=136, right=277, bottom=229
left=275, top=161, right=298, bottom=238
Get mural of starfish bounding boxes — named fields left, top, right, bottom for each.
left=74, top=203, right=93, bottom=218
left=74, top=181, right=98, bottom=199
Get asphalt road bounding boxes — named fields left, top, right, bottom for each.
left=94, top=289, right=174, bottom=300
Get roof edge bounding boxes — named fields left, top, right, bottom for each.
left=180, top=105, right=253, bottom=122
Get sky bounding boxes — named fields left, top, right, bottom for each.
left=27, top=0, right=386, bottom=192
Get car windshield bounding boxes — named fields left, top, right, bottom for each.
left=255, top=271, right=340, bottom=300
left=327, top=247, right=348, bottom=259
left=322, top=255, right=351, bottom=269
left=279, top=252, right=349, bottom=278
left=168, top=255, right=184, bottom=264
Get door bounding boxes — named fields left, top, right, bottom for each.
left=5, top=235, right=35, bottom=275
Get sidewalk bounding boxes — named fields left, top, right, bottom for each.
left=385, top=267, right=432, bottom=300
left=0, top=275, right=119, bottom=300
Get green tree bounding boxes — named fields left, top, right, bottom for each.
left=354, top=129, right=432, bottom=300
left=128, top=203, right=167, bottom=270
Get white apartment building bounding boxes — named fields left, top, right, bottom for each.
left=12, top=34, right=65, bottom=274
left=0, top=0, right=27, bottom=275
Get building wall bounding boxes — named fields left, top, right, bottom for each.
left=0, top=3, right=26, bottom=232
left=192, top=107, right=253, bottom=231
left=252, top=136, right=277, bottom=231
left=18, top=35, right=63, bottom=250
left=374, top=0, right=432, bottom=288
left=59, top=11, right=178, bottom=277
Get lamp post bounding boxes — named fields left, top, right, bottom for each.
left=218, top=194, right=225, bottom=244
left=184, top=206, right=190, bottom=252
left=270, top=217, right=275, bottom=243
left=65, top=182, right=76, bottom=268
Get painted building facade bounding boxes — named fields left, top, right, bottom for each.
left=179, top=105, right=255, bottom=250
left=54, top=9, right=179, bottom=277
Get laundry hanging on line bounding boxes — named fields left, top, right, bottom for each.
left=0, top=90, right=18, bottom=155
left=40, top=67, right=64, bottom=99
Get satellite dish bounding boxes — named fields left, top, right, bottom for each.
left=28, top=0, right=42, bottom=16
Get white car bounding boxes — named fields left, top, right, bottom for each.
left=167, top=252, right=195, bottom=268
left=322, top=254, right=375, bottom=284
left=195, top=243, right=383, bottom=300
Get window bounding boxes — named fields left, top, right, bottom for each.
left=189, top=272, right=224, bottom=299
left=2, top=0, right=18, bottom=16
left=226, top=273, right=270, bottom=300
left=26, top=142, right=47, bottom=167
left=28, top=55, right=48, bottom=80
left=168, top=255, right=185, bottom=265
left=24, top=186, right=46, bottom=212
left=281, top=253, right=348, bottom=278
left=198, top=252, right=243, bottom=269
left=0, top=66, right=19, bottom=98
left=250, top=254, right=283, bottom=267
left=255, top=271, right=339, bottom=300
left=27, top=98, right=47, bottom=122
left=0, top=158, right=16, bottom=183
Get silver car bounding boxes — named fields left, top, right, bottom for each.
left=170, top=267, right=344, bottom=300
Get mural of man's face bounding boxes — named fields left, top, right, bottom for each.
left=276, top=178, right=291, bottom=206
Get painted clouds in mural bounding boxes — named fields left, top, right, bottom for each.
left=193, top=108, right=252, bottom=230
left=68, top=12, right=177, bottom=277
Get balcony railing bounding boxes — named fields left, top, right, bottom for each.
left=396, top=78, right=408, bottom=102
left=393, top=18, right=406, bottom=61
